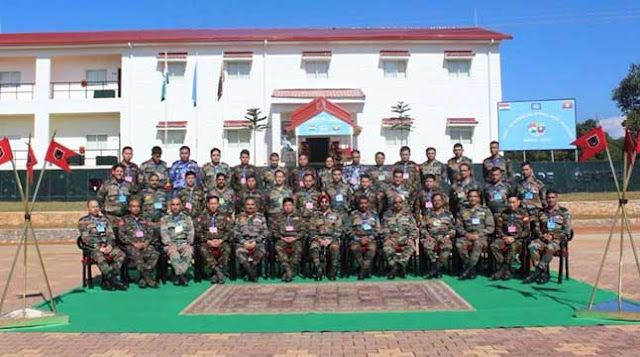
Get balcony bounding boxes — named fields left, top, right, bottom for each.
left=50, top=80, right=120, bottom=100
left=0, top=83, right=35, bottom=100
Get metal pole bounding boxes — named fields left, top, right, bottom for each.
left=550, top=150, right=555, bottom=162
left=28, top=222, right=57, bottom=313
left=587, top=204, right=621, bottom=309
left=0, top=223, right=26, bottom=315
left=523, top=151, right=526, bottom=162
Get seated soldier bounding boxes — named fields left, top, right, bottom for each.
left=349, top=196, right=381, bottom=280
left=160, top=197, right=195, bottom=286
left=455, top=189, right=495, bottom=280
left=78, top=199, right=127, bottom=291
left=234, top=197, right=269, bottom=282
left=382, top=195, right=418, bottom=279
left=196, top=195, right=233, bottom=284
left=420, top=193, right=456, bottom=279
left=490, top=193, right=530, bottom=280
left=119, top=198, right=159, bottom=288
left=524, top=190, right=571, bottom=284
left=274, top=198, right=306, bottom=282
left=308, top=194, right=343, bottom=280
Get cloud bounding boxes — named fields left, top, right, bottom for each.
left=599, top=116, right=626, bottom=138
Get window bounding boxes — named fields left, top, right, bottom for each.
left=86, top=134, right=108, bottom=150
left=383, top=61, right=407, bottom=78
left=0, top=71, right=21, bottom=86
left=305, top=61, right=329, bottom=79
left=449, top=127, right=473, bottom=145
left=383, top=129, right=403, bottom=146
left=86, top=70, right=107, bottom=84
left=167, top=62, right=186, bottom=77
left=447, top=60, right=471, bottom=78
left=156, top=129, right=186, bottom=145
left=226, top=62, right=251, bottom=79
left=226, top=129, right=251, bottom=148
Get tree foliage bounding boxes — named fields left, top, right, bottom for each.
left=390, top=101, right=413, bottom=146
left=612, top=63, right=640, bottom=129
left=244, top=107, right=269, bottom=165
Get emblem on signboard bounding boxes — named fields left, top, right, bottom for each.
left=527, top=122, right=546, bottom=137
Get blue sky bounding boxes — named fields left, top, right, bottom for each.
left=1, top=0, right=638, bottom=133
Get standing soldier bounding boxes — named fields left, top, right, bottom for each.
left=234, top=197, right=269, bottom=282
left=160, top=197, right=195, bottom=286
left=230, top=149, right=258, bottom=193
left=482, top=141, right=513, bottom=184
left=516, top=161, right=547, bottom=217
left=96, top=163, right=134, bottom=232
left=119, top=199, right=159, bottom=288
left=369, top=152, right=393, bottom=191
left=483, top=167, right=512, bottom=217
left=139, top=146, right=171, bottom=191
left=273, top=198, right=306, bottom=282
left=420, top=193, right=456, bottom=279
left=446, top=143, right=473, bottom=184
left=317, top=156, right=337, bottom=191
left=325, top=168, right=353, bottom=224
left=455, top=189, right=495, bottom=280
left=236, top=175, right=268, bottom=214
left=200, top=148, right=230, bottom=193
left=382, top=195, right=418, bottom=279
left=177, top=171, right=206, bottom=219
left=349, top=196, right=381, bottom=280
left=78, top=199, right=127, bottom=290
left=491, top=194, right=530, bottom=281
left=267, top=170, right=294, bottom=220
left=289, top=153, right=318, bottom=192
left=352, top=174, right=383, bottom=217
left=392, top=146, right=421, bottom=191
left=524, top=190, right=571, bottom=285
left=120, top=146, right=141, bottom=195
left=196, top=196, right=233, bottom=284
left=344, top=150, right=368, bottom=191
left=449, top=163, right=480, bottom=215
left=261, top=152, right=287, bottom=190
left=208, top=173, right=236, bottom=216
left=169, top=146, right=200, bottom=195
left=140, top=174, right=169, bottom=241
left=414, top=174, right=448, bottom=220
left=384, top=170, right=415, bottom=214
left=420, top=147, right=447, bottom=188
left=308, top=194, right=342, bottom=280
left=295, top=173, right=322, bottom=221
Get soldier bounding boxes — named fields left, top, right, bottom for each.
left=273, top=198, right=306, bottom=282
left=267, top=170, right=294, bottom=220
left=455, top=189, right=495, bottom=280
left=261, top=152, right=287, bottom=190
left=491, top=194, right=530, bottom=281
left=78, top=199, right=127, bottom=291
left=118, top=199, right=159, bottom=288
left=352, top=174, right=383, bottom=217
left=344, top=150, right=368, bottom=191
left=524, top=190, right=571, bottom=285
left=294, top=173, right=321, bottom=221
left=382, top=195, right=418, bottom=279
left=234, top=197, right=269, bottom=282
left=208, top=173, right=236, bottom=216
left=230, top=149, right=258, bottom=193
left=201, top=147, right=230, bottom=193
left=289, top=153, right=318, bottom=192
left=348, top=196, right=381, bottom=280
left=120, top=146, right=141, bottom=195
left=325, top=168, right=353, bottom=224
left=392, top=146, right=421, bottom=191
left=236, top=175, right=268, bottom=214
left=169, top=145, right=200, bottom=195
left=139, top=146, right=171, bottom=191
left=384, top=169, right=415, bottom=214
left=140, top=174, right=169, bottom=241
left=195, top=196, right=233, bottom=284
left=482, top=141, right=514, bottom=184
left=369, top=152, right=393, bottom=191
left=414, top=174, right=448, bottom=220
left=483, top=167, right=512, bottom=217
left=446, top=143, right=473, bottom=184
left=420, top=193, right=456, bottom=279
left=160, top=197, right=195, bottom=286
left=449, top=163, right=480, bottom=215
left=177, top=171, right=206, bottom=219
left=308, top=194, right=343, bottom=280
left=420, top=147, right=447, bottom=188
left=96, top=163, right=134, bottom=230
left=516, top=161, right=547, bottom=217
left=317, top=156, right=337, bottom=191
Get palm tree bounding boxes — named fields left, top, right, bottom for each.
left=391, top=101, right=413, bottom=146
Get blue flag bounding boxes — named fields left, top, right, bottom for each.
left=191, top=62, right=198, bottom=107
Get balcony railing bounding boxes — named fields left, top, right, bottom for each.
left=0, top=83, right=35, bottom=100
left=50, top=81, right=121, bottom=100
left=11, top=148, right=120, bottom=167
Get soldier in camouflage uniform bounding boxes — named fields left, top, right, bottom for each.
left=267, top=170, right=294, bottom=220
left=78, top=199, right=127, bottom=290
left=420, top=193, right=456, bottom=279
left=289, top=153, right=318, bottom=192
left=343, top=150, right=368, bottom=191
left=317, top=156, right=337, bottom=191
left=369, top=152, right=393, bottom=191
left=140, top=174, right=169, bottom=234
left=236, top=175, right=268, bottom=214
left=483, top=167, right=512, bottom=217
left=118, top=199, right=159, bottom=288
left=420, top=147, right=447, bottom=188
left=482, top=141, right=514, bottom=184
left=392, top=146, right=421, bottom=192
left=524, top=190, right=571, bottom=285
left=230, top=149, right=258, bottom=193
left=325, top=168, right=353, bottom=224
left=295, top=173, right=322, bottom=221
left=177, top=171, right=206, bottom=219
left=120, top=146, right=141, bottom=195
left=382, top=195, right=418, bottom=279
left=516, top=161, right=547, bottom=217
left=455, top=189, right=495, bottom=280
left=308, top=194, right=343, bottom=280
left=414, top=174, right=448, bottom=220
left=446, top=143, right=473, bottom=184
left=490, top=194, right=530, bottom=281
left=200, top=148, right=230, bottom=193
left=234, top=197, right=269, bottom=282
left=169, top=145, right=200, bottom=195
left=352, top=174, right=383, bottom=217
left=139, top=146, right=171, bottom=190
left=273, top=198, right=306, bottom=282
left=195, top=196, right=233, bottom=284
left=160, top=197, right=195, bottom=286
left=449, top=163, right=480, bottom=214
left=349, top=196, right=381, bottom=280
left=261, top=152, right=287, bottom=190
left=384, top=170, right=415, bottom=214
left=96, top=163, right=134, bottom=232
left=208, top=173, right=236, bottom=216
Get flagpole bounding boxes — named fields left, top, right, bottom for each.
left=194, top=52, right=199, bottom=159
left=29, top=133, right=54, bottom=213
left=164, top=51, right=168, bottom=155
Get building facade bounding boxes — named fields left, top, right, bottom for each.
left=0, top=27, right=511, bottom=168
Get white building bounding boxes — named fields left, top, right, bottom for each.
left=0, top=27, right=511, bottom=168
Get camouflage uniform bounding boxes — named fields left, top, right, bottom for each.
left=195, top=210, right=233, bottom=279
left=118, top=214, right=159, bottom=279
left=266, top=185, right=294, bottom=220
left=261, top=166, right=287, bottom=190
left=289, top=166, right=318, bottom=192
left=177, top=186, right=206, bottom=219
left=273, top=212, right=306, bottom=276
left=96, top=177, right=134, bottom=227
left=482, top=155, right=514, bottom=184
left=343, top=164, right=368, bottom=191
left=208, top=186, right=236, bottom=216
left=169, top=159, right=200, bottom=194
left=492, top=207, right=530, bottom=274
left=200, top=162, right=231, bottom=192
left=120, top=161, right=141, bottom=195
left=392, top=160, right=421, bottom=191
left=78, top=214, right=125, bottom=278
left=139, top=159, right=170, bottom=189
left=317, top=167, right=335, bottom=191
left=455, top=204, right=495, bottom=270
left=294, top=188, right=322, bottom=221
left=352, top=187, right=383, bottom=217
left=420, top=210, right=456, bottom=272
left=384, top=183, right=415, bottom=214
left=446, top=155, right=473, bottom=184
left=420, top=160, right=447, bottom=188
left=308, top=209, right=343, bottom=275
left=369, top=164, right=393, bottom=191
left=348, top=210, right=380, bottom=272
left=229, top=164, right=258, bottom=193
left=236, top=188, right=268, bottom=215
left=381, top=209, right=418, bottom=270
left=516, top=176, right=547, bottom=214
left=529, top=205, right=571, bottom=270
left=413, top=188, right=448, bottom=219
left=140, top=187, right=169, bottom=224
left=233, top=212, right=269, bottom=272
left=325, top=181, right=353, bottom=224
left=160, top=212, right=195, bottom=276
left=483, top=181, right=512, bottom=216
left=449, top=178, right=480, bottom=214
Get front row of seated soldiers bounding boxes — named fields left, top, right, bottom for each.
left=79, top=188, right=570, bottom=290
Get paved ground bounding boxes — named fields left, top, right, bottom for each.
left=1, top=231, right=639, bottom=356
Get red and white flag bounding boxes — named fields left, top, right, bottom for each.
left=45, top=140, right=78, bottom=173
left=571, top=126, right=607, bottom=162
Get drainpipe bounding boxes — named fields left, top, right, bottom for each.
left=487, top=39, right=495, bottom=142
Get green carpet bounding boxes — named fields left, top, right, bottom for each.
left=15, top=274, right=638, bottom=333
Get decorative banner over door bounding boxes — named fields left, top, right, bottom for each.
left=296, top=111, right=354, bottom=137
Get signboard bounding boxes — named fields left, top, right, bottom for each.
left=498, top=99, right=577, bottom=150
left=296, top=111, right=353, bottom=137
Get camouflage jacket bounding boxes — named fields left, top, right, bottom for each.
left=455, top=205, right=495, bottom=239
left=295, top=188, right=322, bottom=219
left=207, top=186, right=236, bottom=216
left=483, top=181, right=512, bottom=215
left=516, top=176, right=547, bottom=211
left=200, top=162, right=230, bottom=192
left=420, top=210, right=456, bottom=240
left=382, top=209, right=418, bottom=245
left=178, top=186, right=206, bottom=219
left=349, top=210, right=381, bottom=240
left=308, top=209, right=343, bottom=241
left=317, top=167, right=335, bottom=191
left=120, top=161, right=141, bottom=195
left=140, top=187, right=170, bottom=223
left=195, top=210, right=233, bottom=243
left=169, top=159, right=200, bottom=192
left=446, top=155, right=473, bottom=184
left=534, top=206, right=571, bottom=240
left=160, top=212, right=194, bottom=246
left=414, top=188, right=449, bottom=219
left=233, top=212, right=269, bottom=244
left=325, top=182, right=353, bottom=213
left=368, top=165, right=393, bottom=191
left=289, top=166, right=318, bottom=192
left=261, top=166, right=287, bottom=190
left=343, top=164, right=368, bottom=191
left=449, top=178, right=480, bottom=213
left=230, top=164, right=259, bottom=193
left=118, top=214, right=154, bottom=245
left=236, top=188, right=268, bottom=214
left=420, top=160, right=447, bottom=187
left=392, top=160, right=421, bottom=191
left=273, top=212, right=307, bottom=241
left=78, top=214, right=115, bottom=248
left=139, top=158, right=170, bottom=188
left=482, top=155, right=514, bottom=184
left=496, top=207, right=531, bottom=240
left=351, top=187, right=383, bottom=215
left=384, top=184, right=415, bottom=213
left=96, top=177, right=133, bottom=217
left=267, top=185, right=294, bottom=217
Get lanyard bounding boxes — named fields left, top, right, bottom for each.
left=509, top=214, right=515, bottom=226
left=242, top=167, right=246, bottom=178
left=210, top=214, right=218, bottom=227
left=172, top=215, right=180, bottom=224
left=286, top=216, right=291, bottom=226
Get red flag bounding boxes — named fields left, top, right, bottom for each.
left=0, top=137, right=14, bottom=166
left=26, top=143, right=37, bottom=183
left=45, top=140, right=78, bottom=172
left=571, top=126, right=607, bottom=162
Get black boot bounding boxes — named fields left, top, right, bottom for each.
left=387, top=263, right=397, bottom=280
left=213, top=267, right=226, bottom=285
left=327, top=266, right=336, bottom=281
left=173, top=274, right=182, bottom=286
left=536, top=269, right=550, bottom=284
left=138, top=278, right=148, bottom=289
left=244, top=263, right=257, bottom=282
left=523, top=266, right=544, bottom=284
left=282, top=265, right=293, bottom=282
left=110, top=274, right=128, bottom=291
left=315, top=266, right=324, bottom=281
left=397, top=264, right=406, bottom=278
left=100, top=276, right=114, bottom=291
left=490, top=263, right=505, bottom=280
left=459, top=265, right=472, bottom=280
left=501, top=264, right=513, bottom=281
left=142, top=271, right=158, bottom=288
left=180, top=274, right=189, bottom=286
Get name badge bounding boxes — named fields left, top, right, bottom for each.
left=508, top=225, right=516, bottom=233
left=457, top=192, right=465, bottom=199
left=362, top=223, right=372, bottom=231
left=241, top=177, right=247, bottom=185
left=135, top=230, right=144, bottom=238
left=547, top=221, right=556, bottom=229
left=336, top=194, right=344, bottom=202
left=219, top=198, right=225, bottom=206
left=305, top=202, right=313, bottom=209
left=493, top=193, right=502, bottom=201
left=299, top=181, right=305, bottom=188
left=471, top=217, right=480, bottom=225
left=209, top=227, right=218, bottom=233
left=175, top=225, right=184, bottom=234
left=403, top=173, right=409, bottom=179
left=378, top=175, right=386, bottom=181
left=185, top=202, right=192, bottom=210
left=96, top=224, right=105, bottom=233
left=525, top=192, right=534, bottom=200
left=425, top=201, right=433, bottom=209
left=125, top=176, right=133, bottom=183
left=285, top=225, right=294, bottom=232
left=350, top=177, right=358, bottom=185
left=118, top=195, right=127, bottom=203
left=432, top=219, right=441, bottom=227
left=154, top=202, right=163, bottom=209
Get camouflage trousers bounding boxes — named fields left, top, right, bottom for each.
left=309, top=238, right=340, bottom=271
left=349, top=238, right=377, bottom=269
left=90, top=246, right=125, bottom=277
left=422, top=235, right=453, bottom=267
left=275, top=239, right=303, bottom=267
left=490, top=238, right=523, bottom=265
left=164, top=243, right=193, bottom=276
left=235, top=243, right=266, bottom=266
left=528, top=238, right=561, bottom=269
left=199, top=242, right=230, bottom=271
left=124, top=245, right=159, bottom=273
left=382, top=238, right=416, bottom=268
left=455, top=237, right=488, bottom=268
